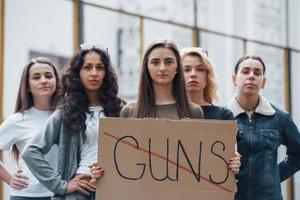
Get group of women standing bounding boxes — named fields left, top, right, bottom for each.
left=0, top=38, right=300, bottom=200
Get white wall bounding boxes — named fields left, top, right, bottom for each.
left=2, top=0, right=73, bottom=199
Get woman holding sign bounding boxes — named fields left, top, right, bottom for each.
left=121, top=39, right=203, bottom=119
left=228, top=55, right=300, bottom=200
left=22, top=44, right=124, bottom=200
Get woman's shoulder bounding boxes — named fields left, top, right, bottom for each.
left=270, top=104, right=294, bottom=124
left=0, top=112, right=24, bottom=132
left=221, top=106, right=235, bottom=120
left=0, top=111, right=33, bottom=148
left=188, top=102, right=204, bottom=119
left=43, top=107, right=63, bottom=125
left=120, top=102, right=137, bottom=118
left=50, top=107, right=63, bottom=117
left=188, top=102, right=199, bottom=109
left=0, top=109, right=37, bottom=128
left=3, top=112, right=24, bottom=123
left=202, top=105, right=234, bottom=120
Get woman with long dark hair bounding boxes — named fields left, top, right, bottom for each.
left=121, top=39, right=203, bottom=119
left=0, top=57, right=60, bottom=199
left=22, top=45, right=124, bottom=199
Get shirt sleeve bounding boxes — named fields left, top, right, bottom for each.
left=222, top=107, right=235, bottom=120
left=189, top=103, right=204, bottom=119
left=120, top=103, right=135, bottom=118
left=0, top=113, right=22, bottom=150
left=279, top=112, right=300, bottom=181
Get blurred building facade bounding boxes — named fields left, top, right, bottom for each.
left=1, top=0, right=300, bottom=199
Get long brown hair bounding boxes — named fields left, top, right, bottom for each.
left=13, top=57, right=61, bottom=161
left=136, top=39, right=191, bottom=118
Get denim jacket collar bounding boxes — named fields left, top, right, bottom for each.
left=228, top=93, right=275, bottom=117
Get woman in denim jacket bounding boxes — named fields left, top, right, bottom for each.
left=228, top=55, right=300, bottom=200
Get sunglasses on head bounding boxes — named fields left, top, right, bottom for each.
left=79, top=43, right=108, bottom=52
left=194, top=47, right=208, bottom=56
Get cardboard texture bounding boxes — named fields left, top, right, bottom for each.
left=96, top=118, right=237, bottom=200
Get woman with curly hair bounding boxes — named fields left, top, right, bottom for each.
left=22, top=44, right=124, bottom=200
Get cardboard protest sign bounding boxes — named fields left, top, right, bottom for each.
left=96, top=118, right=237, bottom=200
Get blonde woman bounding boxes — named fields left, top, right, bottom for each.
left=181, top=47, right=240, bottom=174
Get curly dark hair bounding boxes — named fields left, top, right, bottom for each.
left=62, top=48, right=125, bottom=137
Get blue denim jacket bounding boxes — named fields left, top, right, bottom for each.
left=228, top=94, right=300, bottom=200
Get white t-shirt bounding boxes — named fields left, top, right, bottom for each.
left=77, top=106, right=104, bottom=174
left=0, top=107, right=57, bottom=197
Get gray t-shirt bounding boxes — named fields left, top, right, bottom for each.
left=120, top=102, right=203, bottom=119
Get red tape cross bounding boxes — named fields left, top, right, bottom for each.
left=104, top=131, right=233, bottom=193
